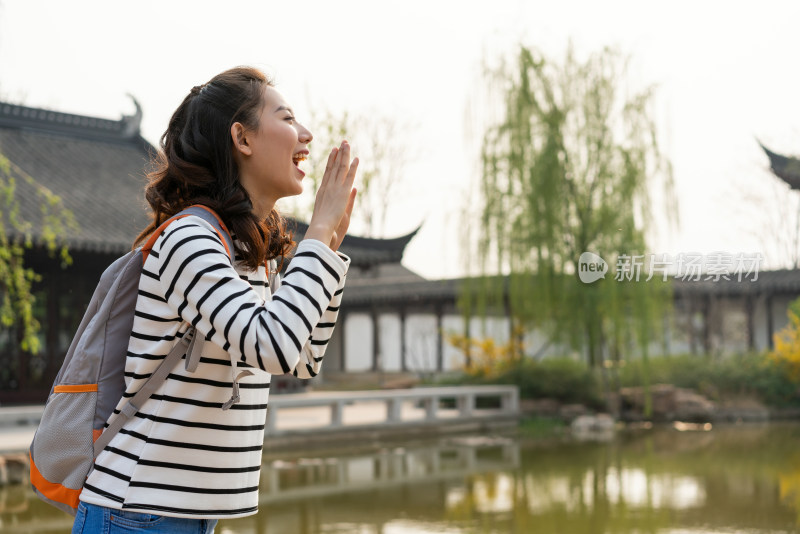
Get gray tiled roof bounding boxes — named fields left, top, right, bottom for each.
left=342, top=268, right=800, bottom=308
left=291, top=220, right=419, bottom=267
left=672, top=268, right=800, bottom=296
left=0, top=101, right=153, bottom=253
left=344, top=277, right=460, bottom=305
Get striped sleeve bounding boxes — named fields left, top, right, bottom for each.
left=155, top=217, right=349, bottom=376
left=278, top=251, right=348, bottom=379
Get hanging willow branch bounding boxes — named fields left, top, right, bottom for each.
left=0, top=152, right=77, bottom=353
left=464, top=44, right=676, bottom=369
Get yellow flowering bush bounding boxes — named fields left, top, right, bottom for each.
left=770, top=298, right=800, bottom=383
left=446, top=326, right=526, bottom=377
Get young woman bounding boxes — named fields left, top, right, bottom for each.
left=71, top=66, right=358, bottom=533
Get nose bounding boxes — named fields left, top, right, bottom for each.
left=298, top=123, right=312, bottom=144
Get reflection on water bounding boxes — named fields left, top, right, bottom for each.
left=258, top=438, right=519, bottom=506
left=4, top=424, right=800, bottom=533
left=519, top=467, right=708, bottom=514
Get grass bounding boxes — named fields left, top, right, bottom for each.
left=518, top=417, right=567, bottom=438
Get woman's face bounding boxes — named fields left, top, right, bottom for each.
left=237, top=86, right=312, bottom=210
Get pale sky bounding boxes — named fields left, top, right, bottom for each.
left=1, top=0, right=799, bottom=279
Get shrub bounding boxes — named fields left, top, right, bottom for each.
left=503, top=358, right=601, bottom=406
left=617, top=352, right=800, bottom=407
left=441, top=354, right=603, bottom=407
left=769, top=297, right=800, bottom=383
left=444, top=327, right=800, bottom=409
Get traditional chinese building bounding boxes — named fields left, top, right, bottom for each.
left=1, top=100, right=799, bottom=404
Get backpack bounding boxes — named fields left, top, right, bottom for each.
left=29, top=205, right=235, bottom=516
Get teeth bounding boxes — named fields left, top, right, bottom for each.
left=293, top=154, right=307, bottom=163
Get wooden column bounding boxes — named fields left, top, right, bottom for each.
left=339, top=311, right=347, bottom=372
left=400, top=308, right=407, bottom=372
left=435, top=304, right=443, bottom=372
left=371, top=307, right=380, bottom=372
left=687, top=296, right=697, bottom=355
left=766, top=294, right=774, bottom=350
left=745, top=295, right=755, bottom=351
left=703, top=295, right=712, bottom=354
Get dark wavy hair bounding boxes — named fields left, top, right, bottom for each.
left=134, top=66, right=294, bottom=270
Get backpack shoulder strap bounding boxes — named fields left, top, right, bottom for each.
left=93, top=328, right=199, bottom=457
left=178, top=205, right=235, bottom=263
left=94, top=206, right=236, bottom=457
left=170, top=206, right=235, bottom=372
left=141, top=204, right=234, bottom=265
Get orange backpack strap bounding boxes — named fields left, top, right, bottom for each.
left=141, top=205, right=234, bottom=264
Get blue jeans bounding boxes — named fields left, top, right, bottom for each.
left=72, top=502, right=217, bottom=533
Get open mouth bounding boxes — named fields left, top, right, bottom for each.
left=292, top=153, right=307, bottom=167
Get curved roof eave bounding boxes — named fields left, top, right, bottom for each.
left=760, top=141, right=800, bottom=190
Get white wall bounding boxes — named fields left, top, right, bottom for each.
left=469, top=316, right=510, bottom=344
left=720, top=297, right=748, bottom=353
left=664, top=307, right=693, bottom=355
left=441, top=314, right=467, bottom=371
left=378, top=314, right=402, bottom=372
left=405, top=314, right=438, bottom=372
left=772, top=296, right=795, bottom=334
left=344, top=313, right=373, bottom=372
left=753, top=296, right=770, bottom=351
left=339, top=291, right=799, bottom=374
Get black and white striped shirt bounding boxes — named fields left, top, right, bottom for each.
left=79, top=216, right=348, bottom=519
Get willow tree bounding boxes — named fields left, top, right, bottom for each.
left=0, top=152, right=75, bottom=353
left=463, top=45, right=675, bottom=373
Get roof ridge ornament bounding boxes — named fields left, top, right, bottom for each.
left=120, top=94, right=143, bottom=138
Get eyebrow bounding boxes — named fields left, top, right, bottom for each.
left=274, top=105, right=294, bottom=114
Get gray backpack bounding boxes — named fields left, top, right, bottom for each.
left=29, top=205, right=235, bottom=515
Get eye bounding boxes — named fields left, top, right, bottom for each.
left=283, top=115, right=296, bottom=124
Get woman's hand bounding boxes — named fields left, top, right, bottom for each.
left=306, top=141, right=359, bottom=250
left=329, top=188, right=357, bottom=251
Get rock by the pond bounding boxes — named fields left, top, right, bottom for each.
left=619, top=384, right=716, bottom=422
left=559, top=403, right=589, bottom=421
left=571, top=414, right=616, bottom=441
left=714, top=397, right=770, bottom=422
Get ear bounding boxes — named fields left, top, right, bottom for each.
left=230, top=122, right=253, bottom=156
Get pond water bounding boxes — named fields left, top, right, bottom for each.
left=3, top=422, right=800, bottom=533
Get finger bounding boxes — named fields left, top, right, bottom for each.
left=319, top=147, right=338, bottom=189
left=344, top=157, right=359, bottom=187
left=336, top=191, right=356, bottom=235
left=332, top=190, right=355, bottom=236
left=333, top=212, right=350, bottom=250
left=323, top=147, right=338, bottom=179
left=345, top=187, right=357, bottom=217
left=336, top=142, right=351, bottom=183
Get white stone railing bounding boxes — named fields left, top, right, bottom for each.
left=265, top=385, right=520, bottom=435
left=0, top=386, right=520, bottom=452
